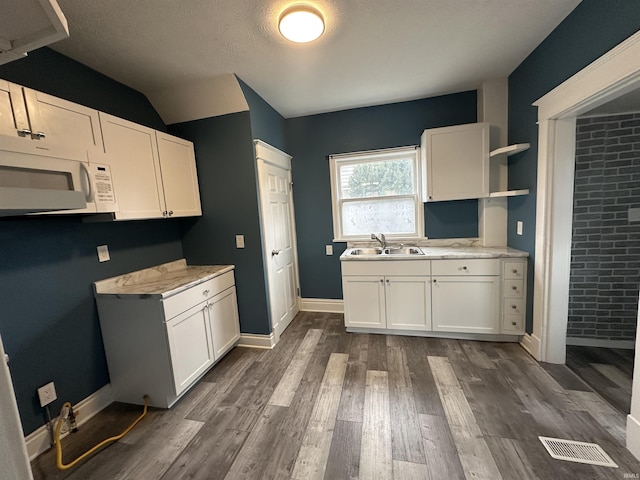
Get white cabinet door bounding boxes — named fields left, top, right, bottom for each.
left=23, top=88, right=103, bottom=151
left=166, top=301, right=214, bottom=395
left=156, top=132, right=201, bottom=218
left=0, top=80, right=28, bottom=138
left=422, top=122, right=490, bottom=201
left=385, top=276, right=431, bottom=331
left=100, top=112, right=165, bottom=220
left=343, top=276, right=386, bottom=329
left=209, top=287, right=240, bottom=359
left=431, top=275, right=499, bottom=334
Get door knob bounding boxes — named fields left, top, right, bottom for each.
left=272, top=249, right=281, bottom=256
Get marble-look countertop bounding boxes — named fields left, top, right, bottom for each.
left=340, top=245, right=528, bottom=261
left=94, top=259, right=234, bottom=299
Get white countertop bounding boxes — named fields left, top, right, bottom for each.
left=340, top=245, right=528, bottom=261
left=93, top=259, right=234, bottom=299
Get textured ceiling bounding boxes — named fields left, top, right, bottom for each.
left=50, top=0, right=581, bottom=118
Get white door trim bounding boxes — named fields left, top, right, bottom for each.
left=255, top=139, right=301, bottom=343
left=530, top=30, right=640, bottom=363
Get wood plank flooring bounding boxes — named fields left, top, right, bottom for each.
left=31, top=312, right=640, bottom=479
left=565, top=345, right=634, bottom=414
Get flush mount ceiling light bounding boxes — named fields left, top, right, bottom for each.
left=278, top=4, right=325, bottom=43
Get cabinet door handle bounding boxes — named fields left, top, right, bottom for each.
left=168, top=210, right=173, bottom=216
left=511, top=305, right=517, bottom=310
left=34, top=131, right=46, bottom=138
left=512, top=321, right=517, bottom=326
left=512, top=286, right=517, bottom=291
left=379, top=279, right=384, bottom=284
left=462, top=266, right=467, bottom=270
left=433, top=279, right=437, bottom=283
left=203, top=289, right=210, bottom=296
left=17, top=128, right=32, bottom=136
left=385, top=279, right=389, bottom=283
left=512, top=269, right=518, bottom=274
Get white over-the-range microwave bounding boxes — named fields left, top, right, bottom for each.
left=0, top=136, right=118, bottom=216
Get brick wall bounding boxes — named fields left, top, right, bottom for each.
left=568, top=113, right=640, bottom=341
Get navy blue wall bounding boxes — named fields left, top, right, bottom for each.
left=0, top=49, right=181, bottom=435
left=285, top=92, right=477, bottom=299
left=237, top=77, right=287, bottom=152
left=508, top=0, right=640, bottom=332
left=0, top=48, right=165, bottom=131
left=170, top=112, right=271, bottom=335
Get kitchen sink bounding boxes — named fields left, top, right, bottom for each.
left=383, top=247, right=424, bottom=255
left=349, top=247, right=384, bottom=255
left=346, top=246, right=424, bottom=256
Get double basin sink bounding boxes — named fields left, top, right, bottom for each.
left=346, top=246, right=424, bottom=257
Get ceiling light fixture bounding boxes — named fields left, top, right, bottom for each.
left=278, top=4, right=325, bottom=43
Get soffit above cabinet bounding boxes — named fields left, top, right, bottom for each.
left=0, top=0, right=69, bottom=65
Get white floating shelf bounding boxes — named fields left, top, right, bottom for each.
left=490, top=143, right=530, bottom=158
left=489, top=189, right=530, bottom=198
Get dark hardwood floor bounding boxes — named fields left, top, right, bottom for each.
left=565, top=344, right=634, bottom=415
left=31, top=312, right=640, bottom=479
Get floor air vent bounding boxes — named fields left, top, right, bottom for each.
left=539, top=436, right=618, bottom=468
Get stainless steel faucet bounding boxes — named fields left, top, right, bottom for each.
left=371, top=233, right=386, bottom=248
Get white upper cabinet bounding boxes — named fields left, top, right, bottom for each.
left=100, top=112, right=202, bottom=220
left=0, top=80, right=103, bottom=151
left=0, top=0, right=68, bottom=65
left=156, top=132, right=202, bottom=218
left=24, top=87, right=104, bottom=151
left=100, top=112, right=165, bottom=220
left=421, top=122, right=490, bottom=202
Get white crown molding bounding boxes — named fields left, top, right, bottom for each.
left=534, top=31, right=640, bottom=119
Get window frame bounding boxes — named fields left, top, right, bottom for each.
left=329, top=146, right=424, bottom=242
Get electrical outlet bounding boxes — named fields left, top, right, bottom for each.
left=325, top=245, right=333, bottom=255
left=235, top=235, right=245, bottom=249
left=97, top=245, right=110, bottom=262
left=37, top=382, right=57, bottom=407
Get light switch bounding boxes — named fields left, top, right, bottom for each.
left=236, top=235, right=245, bottom=249
left=97, top=245, right=110, bottom=262
left=516, top=221, right=523, bottom=236
left=326, top=245, right=333, bottom=255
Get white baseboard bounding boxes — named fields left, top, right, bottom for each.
left=300, top=298, right=344, bottom=313
left=25, top=383, right=114, bottom=461
left=628, top=414, right=640, bottom=461
left=566, top=337, right=635, bottom=350
left=237, top=333, right=276, bottom=349
left=520, top=333, right=542, bottom=361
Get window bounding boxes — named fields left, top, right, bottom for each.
left=329, top=146, right=423, bottom=241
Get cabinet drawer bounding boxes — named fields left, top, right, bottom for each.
left=503, top=314, right=524, bottom=334
left=163, top=271, right=235, bottom=320
left=503, top=298, right=525, bottom=316
left=503, top=279, right=524, bottom=298
left=503, top=261, right=525, bottom=280
left=431, top=258, right=499, bottom=276
left=341, top=260, right=431, bottom=276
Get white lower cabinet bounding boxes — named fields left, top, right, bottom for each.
left=209, top=287, right=241, bottom=359
left=343, top=276, right=386, bottom=329
left=385, top=276, right=431, bottom=330
left=95, top=270, right=240, bottom=408
left=431, top=276, right=499, bottom=334
left=430, top=258, right=500, bottom=334
left=501, top=259, right=527, bottom=334
left=341, top=256, right=527, bottom=338
left=342, top=260, right=431, bottom=331
left=166, top=300, right=214, bottom=395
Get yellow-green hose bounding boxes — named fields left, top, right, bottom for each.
left=55, top=395, right=149, bottom=470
